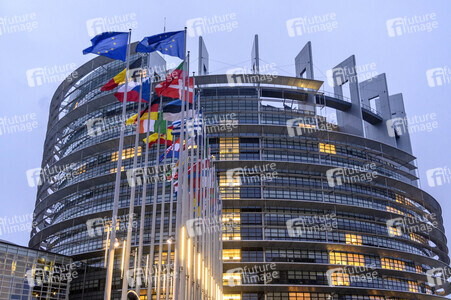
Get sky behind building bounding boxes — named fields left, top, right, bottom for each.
left=0, top=0, right=449, bottom=249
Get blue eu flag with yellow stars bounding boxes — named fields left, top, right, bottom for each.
left=136, top=30, right=184, bottom=59
left=83, top=32, right=129, bottom=61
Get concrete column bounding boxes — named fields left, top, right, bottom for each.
left=330, top=55, right=364, bottom=137
left=198, top=36, right=209, bottom=75
left=294, top=41, right=315, bottom=105
left=360, top=73, right=396, bottom=146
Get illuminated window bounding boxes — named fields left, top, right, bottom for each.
left=219, top=174, right=240, bottom=187
left=415, top=265, right=423, bottom=274
left=223, top=230, right=241, bottom=241
left=219, top=172, right=240, bottom=200
left=395, top=193, right=414, bottom=206
left=330, top=272, right=350, bottom=286
left=75, top=164, right=86, bottom=175
left=223, top=272, right=241, bottom=286
left=223, top=249, right=241, bottom=261
left=111, top=147, right=142, bottom=162
left=224, top=295, right=241, bottom=300
left=410, top=233, right=427, bottom=244
left=329, top=252, right=364, bottom=266
left=223, top=209, right=241, bottom=224
left=319, top=143, right=336, bottom=154
left=219, top=138, right=239, bottom=160
left=381, top=258, right=406, bottom=271
left=110, top=166, right=125, bottom=173
left=345, top=234, right=362, bottom=245
left=408, top=280, right=419, bottom=292
left=388, top=226, right=402, bottom=237
left=386, top=206, right=403, bottom=215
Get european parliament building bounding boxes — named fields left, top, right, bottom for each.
left=29, top=36, right=451, bottom=299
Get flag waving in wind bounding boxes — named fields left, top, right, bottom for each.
left=83, top=32, right=129, bottom=61
left=101, top=57, right=143, bottom=91
left=136, top=30, right=185, bottom=59
left=155, top=62, right=194, bottom=103
left=114, top=77, right=151, bottom=103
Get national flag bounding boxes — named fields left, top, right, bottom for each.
left=162, top=99, right=195, bottom=121
left=126, top=96, right=159, bottom=125
left=170, top=115, right=203, bottom=136
left=136, top=30, right=185, bottom=59
left=83, top=32, right=129, bottom=61
left=143, top=112, right=173, bottom=147
left=145, top=132, right=173, bottom=148
left=114, top=78, right=151, bottom=103
left=101, top=57, right=143, bottom=91
left=155, top=63, right=194, bottom=103
left=159, top=137, right=180, bottom=162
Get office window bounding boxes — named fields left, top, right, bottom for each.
left=346, top=234, right=362, bottom=245
left=329, top=252, right=364, bottom=266
left=223, top=249, right=241, bottom=261
left=381, top=258, right=406, bottom=271
left=220, top=138, right=239, bottom=160
left=330, top=273, right=350, bottom=286
left=111, top=147, right=141, bottom=162
left=319, top=143, right=336, bottom=154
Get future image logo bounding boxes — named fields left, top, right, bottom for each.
left=426, top=167, right=451, bottom=187
left=186, top=13, right=238, bottom=37
left=286, top=13, right=338, bottom=37
left=26, top=64, right=78, bottom=88
left=426, top=66, right=451, bottom=87
left=86, top=13, right=138, bottom=37
left=325, top=63, right=377, bottom=88
left=386, top=13, right=438, bottom=37
left=326, top=163, right=378, bottom=187
left=0, top=13, right=38, bottom=36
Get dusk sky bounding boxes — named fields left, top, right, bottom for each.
left=0, top=0, right=449, bottom=252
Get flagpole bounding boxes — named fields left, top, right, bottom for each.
left=105, top=28, right=132, bottom=300
left=181, top=52, right=191, bottom=300
left=136, top=53, right=153, bottom=294
left=120, top=57, right=145, bottom=299
left=147, top=95, right=164, bottom=297
left=156, top=119, right=169, bottom=299
left=173, top=27, right=187, bottom=298
left=165, top=132, right=177, bottom=300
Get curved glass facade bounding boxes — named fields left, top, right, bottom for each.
left=30, top=48, right=450, bottom=300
